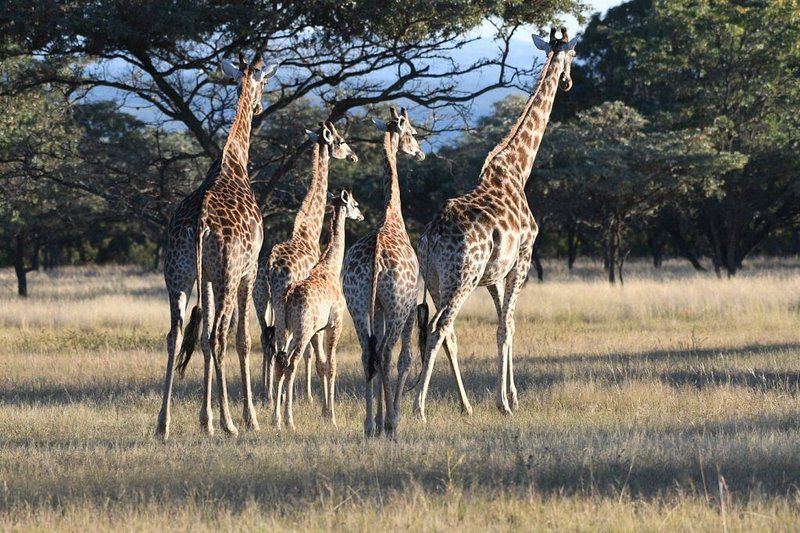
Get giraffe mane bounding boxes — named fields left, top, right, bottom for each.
left=479, top=52, right=555, bottom=174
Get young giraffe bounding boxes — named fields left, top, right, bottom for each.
left=156, top=54, right=277, bottom=440
left=274, top=189, right=364, bottom=429
left=342, top=107, right=425, bottom=437
left=167, top=53, right=275, bottom=437
left=413, top=28, right=578, bottom=421
left=253, top=122, right=358, bottom=407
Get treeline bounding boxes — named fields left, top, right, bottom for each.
left=1, top=0, right=799, bottom=295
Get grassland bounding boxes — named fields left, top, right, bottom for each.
left=1, top=259, right=800, bottom=531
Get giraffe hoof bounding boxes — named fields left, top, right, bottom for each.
left=155, top=416, right=170, bottom=441
left=461, top=404, right=473, bottom=416
left=245, top=418, right=260, bottom=432
left=155, top=427, right=170, bottom=442
left=496, top=402, right=512, bottom=416
left=222, top=423, right=239, bottom=437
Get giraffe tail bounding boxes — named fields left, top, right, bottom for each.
left=407, top=234, right=433, bottom=392
left=404, top=302, right=429, bottom=392
left=366, top=234, right=381, bottom=381
left=176, top=213, right=207, bottom=378
left=176, top=305, right=201, bottom=378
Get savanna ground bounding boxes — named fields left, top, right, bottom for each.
left=1, top=259, right=800, bottom=531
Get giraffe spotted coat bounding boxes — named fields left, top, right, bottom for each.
left=342, top=107, right=425, bottom=437
left=414, top=28, right=579, bottom=421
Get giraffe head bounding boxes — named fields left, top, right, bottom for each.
left=373, top=107, right=426, bottom=161
left=306, top=121, right=359, bottom=163
left=327, top=188, right=364, bottom=221
left=533, top=26, right=578, bottom=92
left=220, top=52, right=279, bottom=116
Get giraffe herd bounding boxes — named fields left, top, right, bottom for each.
left=156, top=28, right=579, bottom=441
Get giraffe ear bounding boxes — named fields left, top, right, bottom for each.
left=566, top=36, right=579, bottom=51
left=396, top=115, right=407, bottom=134
left=305, top=129, right=319, bottom=142
left=221, top=60, right=243, bottom=81
left=372, top=118, right=388, bottom=132
left=532, top=34, right=551, bottom=53
left=322, top=126, right=334, bottom=143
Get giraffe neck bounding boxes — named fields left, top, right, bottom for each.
left=318, top=205, right=347, bottom=278
left=480, top=53, right=564, bottom=188
left=380, top=131, right=403, bottom=226
left=220, top=78, right=257, bottom=182
left=291, top=143, right=330, bottom=250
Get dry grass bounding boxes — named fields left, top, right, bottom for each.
left=1, top=259, right=800, bottom=531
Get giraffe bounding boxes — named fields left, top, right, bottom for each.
left=342, top=107, right=425, bottom=437
left=273, top=188, right=364, bottom=430
left=156, top=54, right=277, bottom=441
left=156, top=52, right=276, bottom=439
left=253, top=121, right=358, bottom=408
left=412, top=27, right=578, bottom=422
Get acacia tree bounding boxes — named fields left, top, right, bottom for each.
left=1, top=0, right=585, bottom=205
left=535, top=102, right=746, bottom=284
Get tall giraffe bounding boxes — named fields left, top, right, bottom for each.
left=156, top=54, right=277, bottom=441
left=158, top=52, right=276, bottom=439
left=342, top=107, right=425, bottom=437
left=413, top=28, right=578, bottom=421
left=273, top=189, right=364, bottom=429
left=253, top=122, right=358, bottom=407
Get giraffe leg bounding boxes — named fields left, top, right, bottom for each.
left=415, top=284, right=475, bottom=423
left=372, top=309, right=385, bottom=434
left=442, top=331, right=472, bottom=416
left=212, top=288, right=238, bottom=436
left=378, top=322, right=403, bottom=437
left=199, top=281, right=215, bottom=435
left=488, top=282, right=510, bottom=414
left=495, top=254, right=529, bottom=415
left=303, top=344, right=314, bottom=403
left=352, top=315, right=376, bottom=437
left=273, top=359, right=289, bottom=430
left=283, top=357, right=299, bottom=431
left=236, top=277, right=259, bottom=431
left=324, top=311, right=343, bottom=427
left=157, top=289, right=189, bottom=440
left=392, top=308, right=416, bottom=430
left=310, top=332, right=328, bottom=415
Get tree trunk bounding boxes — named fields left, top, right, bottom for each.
left=566, top=223, right=578, bottom=270
left=607, top=215, right=620, bottom=285
left=724, top=216, right=738, bottom=277
left=665, top=224, right=706, bottom=272
left=13, top=234, right=29, bottom=298
left=647, top=231, right=664, bottom=269
left=706, top=215, right=724, bottom=279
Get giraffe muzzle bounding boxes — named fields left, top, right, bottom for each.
left=347, top=153, right=359, bottom=163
